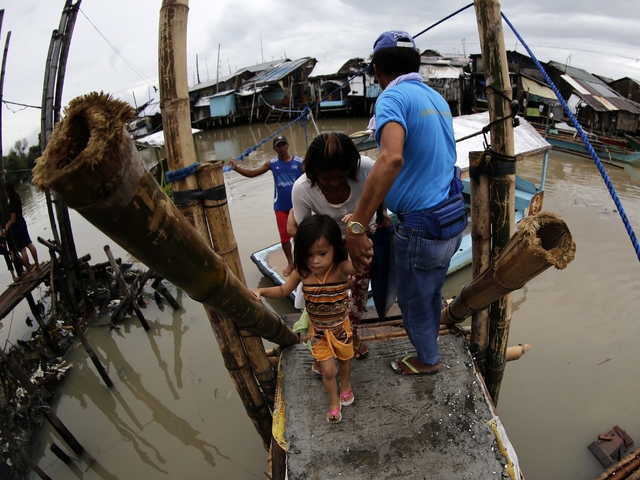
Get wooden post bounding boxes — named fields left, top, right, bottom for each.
left=73, top=318, right=114, bottom=388
left=469, top=151, right=491, bottom=375
left=474, top=0, right=516, bottom=406
left=151, top=276, right=181, bottom=311
left=0, top=417, right=52, bottom=480
left=104, top=245, right=150, bottom=330
left=156, top=0, right=275, bottom=447
left=0, top=347, right=84, bottom=454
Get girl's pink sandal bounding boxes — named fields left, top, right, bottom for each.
left=340, top=386, right=355, bottom=407
left=326, top=406, right=342, bottom=423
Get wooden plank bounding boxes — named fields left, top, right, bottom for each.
left=0, top=261, right=52, bottom=321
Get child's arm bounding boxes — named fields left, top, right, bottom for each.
left=230, top=159, right=270, bottom=178
left=250, top=271, right=301, bottom=300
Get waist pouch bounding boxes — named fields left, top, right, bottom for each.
left=401, top=193, right=468, bottom=240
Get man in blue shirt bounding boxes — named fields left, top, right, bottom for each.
left=346, top=31, right=463, bottom=375
left=231, top=135, right=303, bottom=276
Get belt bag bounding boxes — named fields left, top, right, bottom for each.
left=402, top=193, right=468, bottom=240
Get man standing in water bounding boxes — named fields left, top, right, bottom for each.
left=346, top=31, right=464, bottom=375
left=231, top=135, right=303, bottom=276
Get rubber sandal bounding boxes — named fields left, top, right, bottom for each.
left=327, top=406, right=342, bottom=423
left=390, top=356, right=441, bottom=375
left=353, top=337, right=369, bottom=360
left=340, top=386, right=355, bottom=407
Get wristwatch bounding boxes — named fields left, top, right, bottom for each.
left=347, top=220, right=366, bottom=235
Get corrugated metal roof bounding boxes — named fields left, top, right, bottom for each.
left=560, top=72, right=640, bottom=114
left=420, top=65, right=464, bottom=80
left=241, top=57, right=315, bottom=88
left=521, top=76, right=557, bottom=100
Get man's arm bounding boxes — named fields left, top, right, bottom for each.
left=346, top=121, right=405, bottom=270
left=230, top=159, right=270, bottom=178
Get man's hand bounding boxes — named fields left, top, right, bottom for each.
left=229, top=158, right=238, bottom=170
left=345, top=231, right=373, bottom=272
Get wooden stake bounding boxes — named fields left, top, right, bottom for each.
left=474, top=0, right=516, bottom=406
left=73, top=319, right=114, bottom=388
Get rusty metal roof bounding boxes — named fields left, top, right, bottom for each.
left=239, top=57, right=316, bottom=89
left=548, top=61, right=640, bottom=114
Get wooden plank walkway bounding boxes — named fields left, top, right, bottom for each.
left=277, top=314, right=520, bottom=479
left=0, top=262, right=51, bottom=321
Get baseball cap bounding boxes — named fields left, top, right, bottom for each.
left=366, top=30, right=418, bottom=76
left=273, top=135, right=288, bottom=147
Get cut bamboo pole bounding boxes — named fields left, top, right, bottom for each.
left=505, top=343, right=532, bottom=362
left=442, top=212, right=575, bottom=325
left=595, top=446, right=640, bottom=480
left=33, top=92, right=295, bottom=449
left=73, top=319, right=114, bottom=388
left=469, top=150, right=491, bottom=375
left=474, top=0, right=517, bottom=406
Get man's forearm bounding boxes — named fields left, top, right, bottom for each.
left=351, top=152, right=402, bottom=224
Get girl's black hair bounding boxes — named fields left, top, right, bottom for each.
left=4, top=181, right=21, bottom=209
left=293, top=214, right=347, bottom=278
left=371, top=47, right=421, bottom=77
left=303, top=132, right=361, bottom=187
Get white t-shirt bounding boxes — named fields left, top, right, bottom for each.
left=291, top=156, right=376, bottom=237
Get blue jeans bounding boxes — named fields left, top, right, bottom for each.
left=395, top=223, right=463, bottom=365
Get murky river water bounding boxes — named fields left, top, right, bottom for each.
left=2, top=117, right=639, bottom=479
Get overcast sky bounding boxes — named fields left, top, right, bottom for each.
left=1, top=0, right=639, bottom=153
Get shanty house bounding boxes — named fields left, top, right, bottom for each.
left=608, top=77, right=640, bottom=105
left=235, top=57, right=317, bottom=123
left=420, top=52, right=470, bottom=116
left=308, top=58, right=369, bottom=116
left=545, top=61, right=640, bottom=134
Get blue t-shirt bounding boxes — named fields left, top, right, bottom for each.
left=271, top=155, right=303, bottom=211
left=374, top=79, right=456, bottom=214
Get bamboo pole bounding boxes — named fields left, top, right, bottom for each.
left=595, top=446, right=640, bottom=480
left=196, top=161, right=276, bottom=403
left=474, top=0, right=516, bottom=406
left=441, top=212, right=575, bottom=324
left=157, top=0, right=276, bottom=446
left=505, top=343, right=532, bottom=362
left=469, top=150, right=491, bottom=375
left=72, top=319, right=114, bottom=388
left=33, top=92, right=296, bottom=448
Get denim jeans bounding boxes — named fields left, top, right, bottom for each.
left=395, top=223, right=463, bottom=365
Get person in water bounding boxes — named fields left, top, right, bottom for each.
left=3, top=181, right=39, bottom=273
left=230, top=134, right=303, bottom=276
left=251, top=215, right=356, bottom=423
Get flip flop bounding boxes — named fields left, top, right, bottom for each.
left=327, top=406, right=342, bottom=423
left=311, top=362, right=322, bottom=376
left=353, top=337, right=369, bottom=360
left=340, top=386, right=355, bottom=407
left=390, top=356, right=441, bottom=375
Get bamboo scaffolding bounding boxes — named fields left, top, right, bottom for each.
left=157, top=0, right=276, bottom=445
left=474, top=0, right=517, bottom=405
left=441, top=212, right=575, bottom=325
left=32, top=92, right=298, bottom=447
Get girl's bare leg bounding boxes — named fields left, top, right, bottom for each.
left=319, top=358, right=340, bottom=419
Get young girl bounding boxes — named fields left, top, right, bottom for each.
left=251, top=214, right=356, bottom=423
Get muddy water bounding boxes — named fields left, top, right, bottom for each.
left=10, top=118, right=640, bottom=479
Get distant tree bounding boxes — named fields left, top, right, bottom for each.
left=2, top=138, right=35, bottom=183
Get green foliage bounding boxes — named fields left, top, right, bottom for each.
left=2, top=138, right=41, bottom=183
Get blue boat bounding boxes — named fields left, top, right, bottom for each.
left=251, top=112, right=551, bottom=303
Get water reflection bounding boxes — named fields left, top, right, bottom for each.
left=19, top=118, right=640, bottom=479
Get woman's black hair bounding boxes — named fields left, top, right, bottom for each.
left=371, top=47, right=421, bottom=77
left=293, top=214, right=347, bottom=278
left=4, top=181, right=20, bottom=205
left=303, top=132, right=361, bottom=187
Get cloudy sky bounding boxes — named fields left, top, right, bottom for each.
left=1, top=0, right=639, bottom=153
